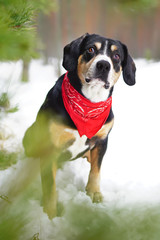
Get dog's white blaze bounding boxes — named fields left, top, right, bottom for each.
left=103, top=40, right=108, bottom=55
left=65, top=129, right=88, bottom=159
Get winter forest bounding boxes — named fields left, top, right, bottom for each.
left=1, top=0, right=160, bottom=239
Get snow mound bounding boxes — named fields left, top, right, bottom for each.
left=1, top=59, right=160, bottom=239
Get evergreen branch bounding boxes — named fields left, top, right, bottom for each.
left=0, top=195, right=11, bottom=203
left=0, top=0, right=57, bottom=61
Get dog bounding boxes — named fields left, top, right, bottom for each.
left=23, top=33, right=136, bottom=219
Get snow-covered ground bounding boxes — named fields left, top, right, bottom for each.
left=0, top=59, right=160, bottom=239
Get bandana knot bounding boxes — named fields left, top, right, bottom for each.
left=62, top=72, right=112, bottom=138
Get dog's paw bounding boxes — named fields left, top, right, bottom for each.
left=43, top=204, right=57, bottom=220
left=43, top=194, right=58, bottom=219
left=86, top=191, right=103, bottom=203
left=93, top=192, right=103, bottom=203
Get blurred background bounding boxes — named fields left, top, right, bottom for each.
left=38, top=0, right=160, bottom=62
left=0, top=0, right=160, bottom=81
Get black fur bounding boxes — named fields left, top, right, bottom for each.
left=62, top=33, right=89, bottom=71
left=121, top=44, right=136, bottom=86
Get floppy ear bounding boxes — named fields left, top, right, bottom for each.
left=62, top=33, right=89, bottom=71
left=121, top=44, right=136, bottom=86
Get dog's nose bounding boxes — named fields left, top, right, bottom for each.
left=96, top=60, right=110, bottom=72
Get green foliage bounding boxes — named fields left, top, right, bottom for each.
left=0, top=92, right=10, bottom=108
left=0, top=195, right=11, bottom=203
left=0, top=207, right=27, bottom=240
left=0, top=190, right=32, bottom=240
left=0, top=150, right=18, bottom=170
left=144, top=48, right=152, bottom=60
left=0, top=92, right=19, bottom=113
left=33, top=0, right=58, bottom=15
left=6, top=105, right=19, bottom=113
left=32, top=233, right=40, bottom=240
left=113, top=0, right=159, bottom=13
left=0, top=0, right=57, bottom=61
left=0, top=157, right=42, bottom=239
left=64, top=201, right=160, bottom=240
left=0, top=0, right=36, bottom=61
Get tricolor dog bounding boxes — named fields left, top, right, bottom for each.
left=23, top=33, right=136, bottom=219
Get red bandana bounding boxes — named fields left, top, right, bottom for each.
left=62, top=72, right=112, bottom=139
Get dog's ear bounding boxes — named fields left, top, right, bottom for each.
left=62, top=33, right=89, bottom=71
left=121, top=43, right=136, bottom=86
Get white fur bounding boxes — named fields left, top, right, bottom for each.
left=82, top=80, right=110, bottom=102
left=65, top=129, right=88, bottom=159
left=103, top=40, right=108, bottom=55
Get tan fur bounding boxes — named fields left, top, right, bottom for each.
left=95, top=42, right=102, bottom=50
left=86, top=146, right=102, bottom=202
left=112, top=66, right=122, bottom=85
left=111, top=44, right=118, bottom=51
left=78, top=55, right=96, bottom=83
left=49, top=121, right=75, bottom=148
left=95, top=119, right=114, bottom=139
left=82, top=150, right=91, bottom=163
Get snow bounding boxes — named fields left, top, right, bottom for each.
left=0, top=59, right=160, bottom=239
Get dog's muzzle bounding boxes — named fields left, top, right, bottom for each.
left=85, top=60, right=111, bottom=88
left=95, top=60, right=111, bottom=88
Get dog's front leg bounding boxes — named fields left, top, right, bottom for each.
left=40, top=155, right=57, bottom=219
left=86, top=137, right=108, bottom=203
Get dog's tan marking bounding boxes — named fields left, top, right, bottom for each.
left=95, top=42, right=102, bottom=50
left=111, top=44, right=118, bottom=51
left=96, top=118, right=114, bottom=139
left=86, top=119, right=114, bottom=202
left=86, top=147, right=100, bottom=192
left=112, top=66, right=122, bottom=85
left=82, top=150, right=91, bottom=163
left=49, top=121, right=75, bottom=148
left=86, top=146, right=103, bottom=202
left=78, top=55, right=96, bottom=83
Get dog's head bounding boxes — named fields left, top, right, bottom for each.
left=63, top=33, right=136, bottom=101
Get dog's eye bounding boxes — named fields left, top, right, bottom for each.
left=88, top=47, right=95, bottom=53
left=113, top=54, right=120, bottom=60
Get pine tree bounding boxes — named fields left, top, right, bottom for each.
left=0, top=0, right=57, bottom=61
left=0, top=0, right=56, bottom=108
